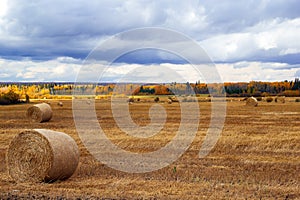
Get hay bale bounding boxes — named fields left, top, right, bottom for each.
left=256, top=97, right=262, bottom=101
left=246, top=97, right=258, bottom=107
left=7, top=129, right=80, bottom=183
left=127, top=97, right=134, bottom=103
left=26, top=103, right=52, bottom=123
left=275, top=96, right=285, bottom=103
left=170, top=96, right=179, bottom=102
left=266, top=97, right=273, bottom=103
left=57, top=101, right=63, bottom=107
left=167, top=99, right=172, bottom=104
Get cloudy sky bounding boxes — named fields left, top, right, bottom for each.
left=0, top=0, right=300, bottom=82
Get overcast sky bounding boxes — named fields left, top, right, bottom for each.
left=0, top=0, right=300, bottom=82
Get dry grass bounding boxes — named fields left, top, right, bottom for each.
left=0, top=98, right=299, bottom=199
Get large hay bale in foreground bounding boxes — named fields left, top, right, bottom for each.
left=7, top=129, right=79, bottom=183
left=26, top=103, right=52, bottom=123
left=246, top=97, right=258, bottom=107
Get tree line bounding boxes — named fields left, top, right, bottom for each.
left=0, top=78, right=299, bottom=103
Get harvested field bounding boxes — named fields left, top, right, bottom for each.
left=0, top=98, right=300, bottom=199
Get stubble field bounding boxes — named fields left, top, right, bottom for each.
left=0, top=97, right=299, bottom=199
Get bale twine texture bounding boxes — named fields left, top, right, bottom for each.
left=7, top=129, right=80, bottom=183
left=246, top=97, right=258, bottom=107
left=26, top=103, right=53, bottom=123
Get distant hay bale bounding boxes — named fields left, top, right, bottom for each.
left=246, top=97, right=258, bottom=107
left=275, top=96, right=285, bottom=103
left=266, top=97, right=273, bottom=103
left=127, top=97, right=134, bottom=103
left=7, top=129, right=80, bottom=183
left=168, top=96, right=179, bottom=103
left=167, top=99, right=172, bottom=104
left=256, top=97, right=262, bottom=101
left=205, top=98, right=211, bottom=102
left=26, top=103, right=53, bottom=123
left=57, top=101, right=63, bottom=107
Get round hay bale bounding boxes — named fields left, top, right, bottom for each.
left=246, top=97, right=258, bottom=107
left=256, top=97, right=262, bottom=101
left=127, top=97, right=134, bottom=103
left=170, top=96, right=179, bottom=102
left=26, top=103, right=52, bottom=123
left=275, top=96, right=285, bottom=103
left=7, top=129, right=80, bottom=183
left=266, top=97, right=273, bottom=103
left=57, top=101, right=63, bottom=107
left=167, top=99, right=172, bottom=104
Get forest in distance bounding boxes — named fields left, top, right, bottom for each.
left=0, top=78, right=300, bottom=102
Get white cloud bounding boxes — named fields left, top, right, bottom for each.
left=216, top=61, right=299, bottom=82
left=164, top=2, right=207, bottom=34
left=75, top=63, right=200, bottom=83
left=295, top=69, right=300, bottom=77
left=279, top=48, right=300, bottom=56
left=1, top=57, right=298, bottom=83
left=0, top=0, right=8, bottom=17
left=200, top=18, right=300, bottom=62
left=0, top=57, right=81, bottom=82
left=0, top=73, right=9, bottom=78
